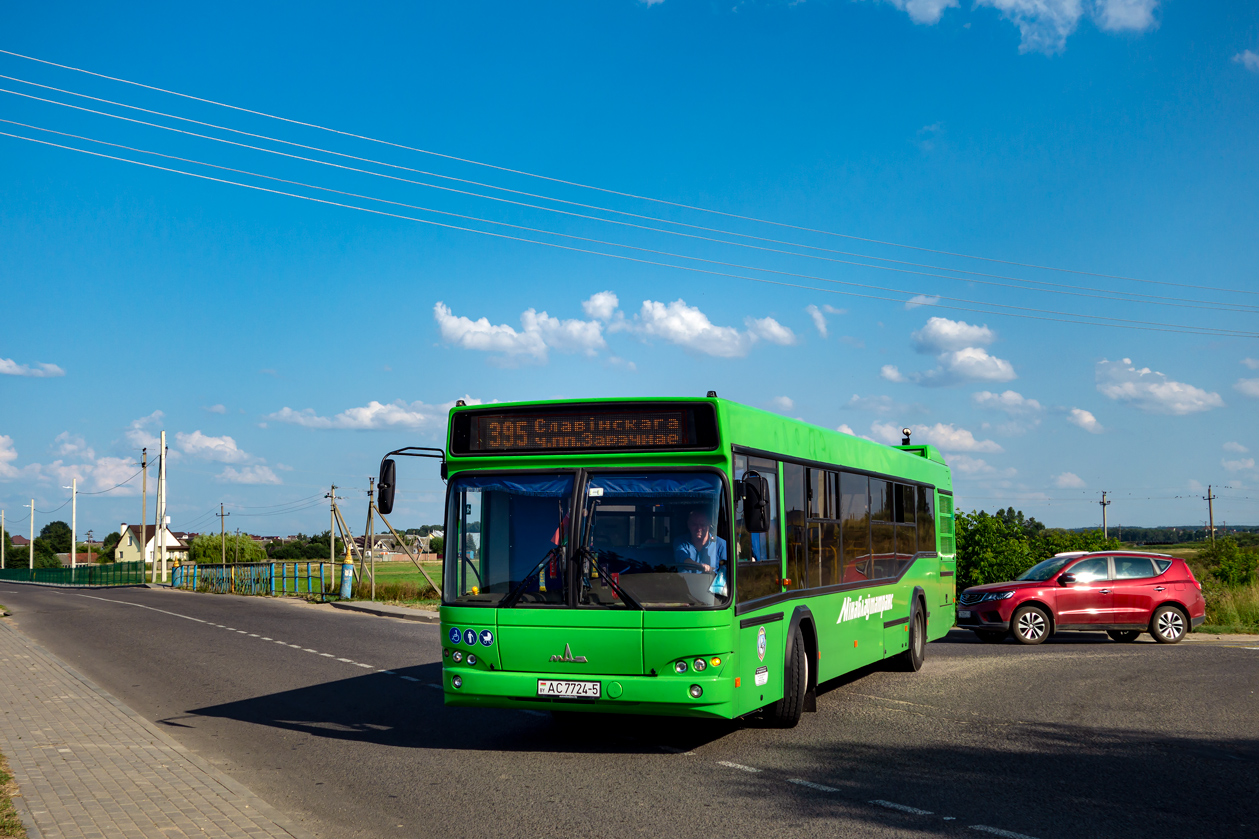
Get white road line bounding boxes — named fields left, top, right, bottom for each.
left=336, top=657, right=353, bottom=662
left=261, top=636, right=272, bottom=640
left=717, top=761, right=761, bottom=773
left=658, top=746, right=695, bottom=755
left=248, top=633, right=259, bottom=637
left=65, top=592, right=209, bottom=623
left=870, top=800, right=933, bottom=815
left=970, top=826, right=1040, bottom=839
left=789, top=779, right=838, bottom=792
left=288, top=644, right=302, bottom=648
left=319, top=653, right=335, bottom=657
left=355, top=662, right=374, bottom=668
left=520, top=710, right=548, bottom=717
left=379, top=670, right=395, bottom=674
left=399, top=676, right=419, bottom=682
left=303, top=648, right=318, bottom=653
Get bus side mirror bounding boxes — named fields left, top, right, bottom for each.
left=742, top=472, right=770, bottom=533
left=378, top=459, right=397, bottom=515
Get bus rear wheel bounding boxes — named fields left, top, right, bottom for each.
left=766, top=626, right=806, bottom=728
left=895, top=600, right=926, bottom=672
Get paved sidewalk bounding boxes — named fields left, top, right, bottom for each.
left=0, top=618, right=314, bottom=839
left=329, top=600, right=439, bottom=623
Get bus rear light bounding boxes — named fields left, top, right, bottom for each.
left=689, top=685, right=703, bottom=698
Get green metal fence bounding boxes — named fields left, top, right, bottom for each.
left=0, top=561, right=146, bottom=586
left=171, top=562, right=333, bottom=597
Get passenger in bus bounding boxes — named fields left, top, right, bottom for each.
left=674, top=508, right=727, bottom=573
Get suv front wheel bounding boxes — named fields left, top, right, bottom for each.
left=1011, top=604, right=1051, bottom=645
left=1150, top=605, right=1187, bottom=644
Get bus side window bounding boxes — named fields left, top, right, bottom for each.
left=840, top=472, right=870, bottom=584
left=869, top=478, right=895, bottom=579
left=734, top=454, right=782, bottom=604
left=783, top=463, right=807, bottom=590
left=917, top=487, right=936, bottom=554
left=893, top=484, right=917, bottom=574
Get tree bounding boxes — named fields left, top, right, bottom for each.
left=265, top=531, right=344, bottom=560
left=428, top=536, right=445, bottom=555
left=99, top=532, right=121, bottom=563
left=188, top=533, right=267, bottom=564
left=956, top=508, right=1121, bottom=590
left=1198, top=537, right=1257, bottom=587
left=39, top=521, right=72, bottom=553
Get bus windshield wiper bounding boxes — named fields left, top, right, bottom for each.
left=578, top=547, right=643, bottom=610
left=501, top=547, right=562, bottom=608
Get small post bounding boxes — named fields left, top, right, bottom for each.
left=140, top=448, right=147, bottom=580
left=2, top=509, right=5, bottom=570
left=339, top=546, right=354, bottom=600
left=270, top=562, right=276, bottom=595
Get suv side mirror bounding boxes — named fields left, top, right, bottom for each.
left=378, top=458, right=397, bottom=515
left=1057, top=572, right=1076, bottom=586
left=742, top=471, right=771, bottom=533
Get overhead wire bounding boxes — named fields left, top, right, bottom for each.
left=2, top=91, right=1254, bottom=316
left=3, top=127, right=1256, bottom=340
left=4, top=48, right=1256, bottom=297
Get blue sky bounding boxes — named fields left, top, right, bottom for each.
left=1, top=0, right=1257, bottom=540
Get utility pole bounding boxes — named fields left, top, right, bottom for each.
left=234, top=528, right=240, bottom=564
left=158, top=431, right=168, bottom=582
left=367, top=478, right=376, bottom=602
left=140, top=447, right=147, bottom=577
left=326, top=485, right=338, bottom=567
left=70, top=478, right=77, bottom=573
left=1204, top=486, right=1216, bottom=543
left=217, top=504, right=230, bottom=564
left=2, top=509, right=6, bottom=570
left=27, top=500, right=34, bottom=569
left=1099, top=491, right=1111, bottom=540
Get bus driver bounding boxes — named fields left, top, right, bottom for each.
left=674, top=508, right=728, bottom=573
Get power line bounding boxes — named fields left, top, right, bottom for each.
left=77, top=468, right=142, bottom=495
left=3, top=82, right=1256, bottom=315
left=4, top=48, right=1255, bottom=297
left=3, top=128, right=1255, bottom=340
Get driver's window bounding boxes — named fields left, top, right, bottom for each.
left=1069, top=557, right=1110, bottom=582
left=734, top=454, right=781, bottom=604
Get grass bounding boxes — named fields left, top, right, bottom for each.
left=352, top=561, right=441, bottom=607
left=0, top=751, right=26, bottom=838
left=1199, top=580, right=1259, bottom=634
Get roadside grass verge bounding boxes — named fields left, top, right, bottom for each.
left=0, top=751, right=27, bottom=838
left=1199, top=580, right=1259, bottom=634
left=352, top=563, right=440, bottom=606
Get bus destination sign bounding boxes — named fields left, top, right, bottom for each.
left=467, top=408, right=695, bottom=453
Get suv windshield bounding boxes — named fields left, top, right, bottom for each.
left=443, top=474, right=574, bottom=606
left=580, top=472, right=731, bottom=609
left=1016, top=556, right=1073, bottom=582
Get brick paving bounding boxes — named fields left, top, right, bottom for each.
left=0, top=620, right=313, bottom=839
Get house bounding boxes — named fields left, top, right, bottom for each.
left=56, top=551, right=101, bottom=567
left=115, top=523, right=189, bottom=566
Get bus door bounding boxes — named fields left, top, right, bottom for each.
left=736, top=614, right=784, bottom=716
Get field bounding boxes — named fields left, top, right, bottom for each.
left=353, top=560, right=442, bottom=606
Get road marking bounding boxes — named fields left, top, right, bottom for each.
left=970, top=826, right=1040, bottom=839
left=261, top=636, right=272, bottom=640
left=789, top=779, right=838, bottom=792
left=319, top=653, right=335, bottom=657
left=658, top=746, right=695, bottom=755
left=520, top=710, right=548, bottom=717
left=425, top=683, right=442, bottom=689
left=288, top=644, right=302, bottom=648
left=379, top=670, right=395, bottom=674
left=355, top=662, right=374, bottom=668
left=303, top=648, right=318, bottom=653
left=248, top=634, right=259, bottom=637
left=718, top=761, right=761, bottom=773
left=336, top=657, right=353, bottom=662
left=65, top=592, right=209, bottom=624
left=870, top=800, right=933, bottom=815
left=400, top=676, right=419, bottom=682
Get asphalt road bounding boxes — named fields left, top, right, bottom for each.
left=1, top=582, right=1256, bottom=839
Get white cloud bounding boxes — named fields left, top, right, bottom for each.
left=912, top=317, right=996, bottom=353
left=581, top=291, right=620, bottom=321
left=974, top=0, right=1083, bottom=54
left=837, top=424, right=857, bottom=436
left=0, top=358, right=65, bottom=377
left=880, top=364, right=908, bottom=383
left=894, top=348, right=1016, bottom=386
left=1054, top=471, right=1087, bottom=488
left=905, top=294, right=940, bottom=310
left=0, top=435, right=20, bottom=479
left=1096, top=358, right=1225, bottom=415
left=629, top=299, right=793, bottom=358
left=745, top=316, right=798, bottom=346
left=806, top=304, right=828, bottom=338
left=1235, top=378, right=1259, bottom=399
left=1223, top=442, right=1250, bottom=454
left=175, top=431, right=251, bottom=463
left=217, top=465, right=282, bottom=485
left=521, top=309, right=607, bottom=356
left=972, top=390, right=1043, bottom=416
left=1067, top=407, right=1105, bottom=434
left=267, top=397, right=479, bottom=432
left=1234, top=51, right=1259, bottom=73
left=949, top=454, right=1016, bottom=477
left=433, top=302, right=549, bottom=362
left=1223, top=458, right=1255, bottom=473
left=54, top=432, right=94, bottom=460
left=124, top=411, right=164, bottom=449
left=1243, top=358, right=1259, bottom=370
left=870, top=421, right=1003, bottom=453
left=203, top=404, right=227, bottom=414
left=877, top=0, right=959, bottom=25
left=769, top=396, right=794, bottom=412
left=1093, top=0, right=1159, bottom=32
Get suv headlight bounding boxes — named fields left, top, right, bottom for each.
left=982, top=591, right=1015, bottom=602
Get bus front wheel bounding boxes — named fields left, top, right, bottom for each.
left=766, top=626, right=806, bottom=728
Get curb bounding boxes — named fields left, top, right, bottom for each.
left=330, top=601, right=441, bottom=623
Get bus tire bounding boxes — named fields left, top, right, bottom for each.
left=766, top=626, right=806, bottom=728
left=895, top=600, right=926, bottom=672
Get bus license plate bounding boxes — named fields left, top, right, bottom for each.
left=957, top=610, right=972, bottom=618
left=537, top=679, right=601, bottom=699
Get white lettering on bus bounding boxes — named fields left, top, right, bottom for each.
left=837, top=593, right=895, bottom=623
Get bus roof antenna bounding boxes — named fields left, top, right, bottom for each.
left=901, top=427, right=912, bottom=445
left=707, top=390, right=718, bottom=398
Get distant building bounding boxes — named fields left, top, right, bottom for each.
left=11, top=535, right=30, bottom=548
left=115, top=524, right=189, bottom=566
left=56, top=551, right=101, bottom=567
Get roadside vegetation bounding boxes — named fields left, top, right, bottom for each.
left=0, top=751, right=26, bottom=838
left=956, top=508, right=1259, bottom=634
left=351, top=562, right=440, bottom=606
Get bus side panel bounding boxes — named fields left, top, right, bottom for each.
left=812, top=594, right=884, bottom=683
left=735, top=617, right=783, bottom=716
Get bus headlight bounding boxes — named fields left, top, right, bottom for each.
left=452, top=650, right=463, bottom=663
left=689, top=684, right=703, bottom=698
left=693, top=658, right=707, bottom=672
left=452, top=675, right=463, bottom=689
left=674, top=660, right=688, bottom=673
left=467, top=654, right=477, bottom=666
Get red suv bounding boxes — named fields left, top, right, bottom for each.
left=956, top=551, right=1206, bottom=645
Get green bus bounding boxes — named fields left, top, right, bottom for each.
left=379, top=396, right=955, bottom=727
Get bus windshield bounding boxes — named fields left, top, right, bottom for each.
left=580, top=472, right=731, bottom=609
left=443, top=474, right=574, bottom=606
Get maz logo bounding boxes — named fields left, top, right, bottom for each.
left=549, top=643, right=588, bottom=663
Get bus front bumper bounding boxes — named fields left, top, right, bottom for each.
left=441, top=667, right=736, bottom=718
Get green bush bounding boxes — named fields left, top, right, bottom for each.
left=955, top=507, right=1120, bottom=591
left=1196, top=537, right=1258, bottom=587
left=188, top=532, right=268, bottom=564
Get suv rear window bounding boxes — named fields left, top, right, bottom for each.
left=1114, top=557, right=1156, bottom=579
left=1153, top=559, right=1172, bottom=574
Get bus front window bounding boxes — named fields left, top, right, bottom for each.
left=580, top=472, right=731, bottom=609
left=443, top=474, right=574, bottom=606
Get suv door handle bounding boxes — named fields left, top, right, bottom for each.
left=1100, top=589, right=1111, bottom=594
left=1155, top=586, right=1165, bottom=591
